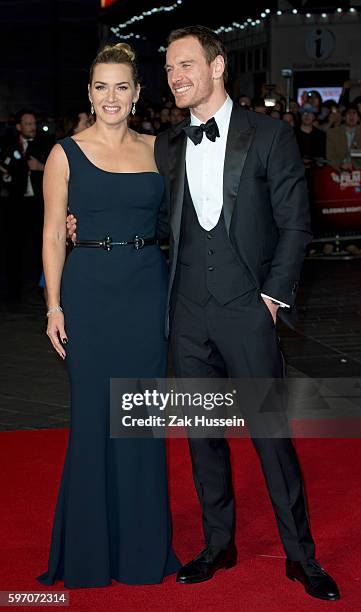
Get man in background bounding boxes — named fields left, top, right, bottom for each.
left=327, top=103, right=361, bottom=171
left=1, top=109, right=52, bottom=299
left=296, top=104, right=326, bottom=170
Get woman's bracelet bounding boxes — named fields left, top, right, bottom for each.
left=47, top=305, right=63, bottom=317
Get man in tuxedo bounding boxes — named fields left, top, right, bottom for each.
left=154, top=26, right=339, bottom=601
left=67, top=27, right=339, bottom=600
left=2, top=109, right=52, bottom=298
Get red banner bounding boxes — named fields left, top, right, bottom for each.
left=311, top=166, right=361, bottom=232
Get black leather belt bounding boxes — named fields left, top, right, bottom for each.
left=74, top=235, right=158, bottom=252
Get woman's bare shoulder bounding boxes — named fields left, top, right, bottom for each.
left=70, top=126, right=94, bottom=143
left=134, top=132, right=156, bottom=147
left=47, top=143, right=68, bottom=165
left=142, top=133, right=156, bottom=144
left=45, top=144, right=69, bottom=181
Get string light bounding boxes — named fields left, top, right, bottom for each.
left=213, top=6, right=360, bottom=37
left=110, top=29, right=145, bottom=40
left=111, top=1, right=182, bottom=34
left=109, top=4, right=361, bottom=49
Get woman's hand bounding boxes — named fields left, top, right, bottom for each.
left=46, top=311, right=68, bottom=359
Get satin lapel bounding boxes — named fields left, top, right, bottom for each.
left=169, top=125, right=188, bottom=243
left=166, top=120, right=189, bottom=316
left=223, top=105, right=256, bottom=235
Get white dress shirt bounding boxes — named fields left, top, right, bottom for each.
left=22, top=137, right=35, bottom=197
left=186, top=95, right=232, bottom=231
left=185, top=96, right=289, bottom=308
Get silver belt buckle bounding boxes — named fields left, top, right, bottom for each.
left=101, top=236, right=113, bottom=251
left=134, top=236, right=145, bottom=250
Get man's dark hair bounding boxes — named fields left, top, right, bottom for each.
left=167, top=25, right=228, bottom=83
left=15, top=108, right=36, bottom=124
left=344, top=102, right=361, bottom=116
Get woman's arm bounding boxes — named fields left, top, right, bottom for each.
left=42, top=144, right=69, bottom=358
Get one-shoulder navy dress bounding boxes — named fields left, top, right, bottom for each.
left=37, top=137, right=180, bottom=588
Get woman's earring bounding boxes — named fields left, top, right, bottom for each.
left=90, top=102, right=95, bottom=115
left=131, top=102, right=136, bottom=116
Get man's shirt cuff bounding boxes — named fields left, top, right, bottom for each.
left=260, top=293, right=290, bottom=308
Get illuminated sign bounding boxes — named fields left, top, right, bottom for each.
left=101, top=0, right=119, bottom=8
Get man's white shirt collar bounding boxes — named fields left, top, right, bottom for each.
left=189, top=95, right=233, bottom=135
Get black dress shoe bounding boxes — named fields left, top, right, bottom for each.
left=176, top=546, right=238, bottom=584
left=286, top=559, right=340, bottom=601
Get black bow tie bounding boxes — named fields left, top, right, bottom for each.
left=183, top=117, right=220, bottom=145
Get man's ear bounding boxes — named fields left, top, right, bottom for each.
left=212, top=55, right=225, bottom=81
left=15, top=123, right=21, bottom=133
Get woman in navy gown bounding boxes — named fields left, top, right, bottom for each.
left=37, top=43, right=180, bottom=588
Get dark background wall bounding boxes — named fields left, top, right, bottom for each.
left=0, top=0, right=353, bottom=118
left=0, top=0, right=99, bottom=119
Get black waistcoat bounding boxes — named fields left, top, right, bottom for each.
left=174, top=175, right=255, bottom=305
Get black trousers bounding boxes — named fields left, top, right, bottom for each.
left=170, top=289, right=316, bottom=561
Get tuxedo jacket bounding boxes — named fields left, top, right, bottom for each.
left=154, top=103, right=312, bottom=329
left=3, top=133, right=53, bottom=199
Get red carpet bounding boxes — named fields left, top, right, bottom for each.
left=0, top=430, right=359, bottom=611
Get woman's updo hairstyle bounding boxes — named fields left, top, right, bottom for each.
left=89, top=43, right=139, bottom=86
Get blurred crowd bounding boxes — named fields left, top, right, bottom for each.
left=1, top=82, right=361, bottom=301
